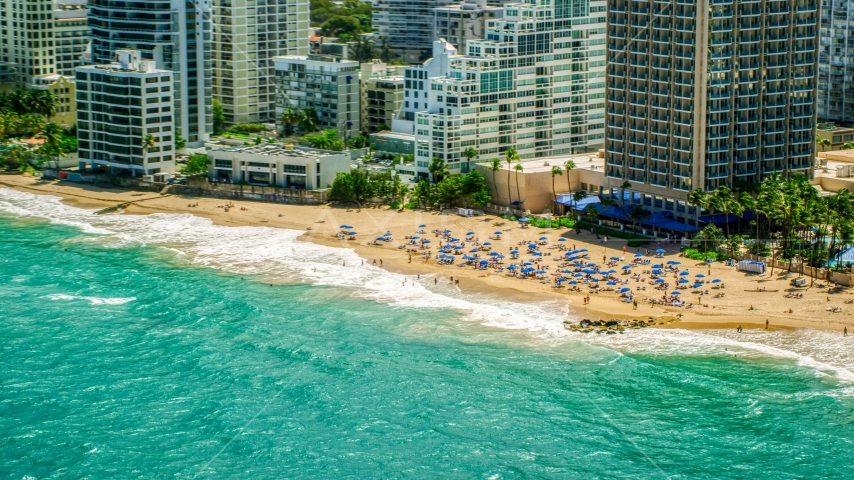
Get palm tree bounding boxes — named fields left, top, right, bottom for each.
left=428, top=157, right=449, bottom=183
left=32, top=89, right=58, bottom=119
left=141, top=133, right=156, bottom=170
left=514, top=163, right=524, bottom=207
left=36, top=122, right=65, bottom=168
left=489, top=158, right=502, bottom=204
left=504, top=148, right=519, bottom=210
left=462, top=147, right=478, bottom=172
left=281, top=107, right=300, bottom=136
left=550, top=165, right=563, bottom=201
left=298, top=107, right=320, bottom=133
left=687, top=188, right=709, bottom=226
left=620, top=180, right=631, bottom=208
left=20, top=113, right=45, bottom=138
left=351, top=35, right=376, bottom=63
left=564, top=159, right=575, bottom=202
left=816, top=137, right=831, bottom=153
left=712, top=185, right=736, bottom=237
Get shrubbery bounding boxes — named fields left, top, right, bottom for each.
left=230, top=123, right=266, bottom=134
left=682, top=248, right=729, bottom=262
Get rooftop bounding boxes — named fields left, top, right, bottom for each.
left=479, top=152, right=604, bottom=173
left=370, top=131, right=414, bottom=141
left=207, top=143, right=346, bottom=159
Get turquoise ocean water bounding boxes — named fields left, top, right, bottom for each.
left=1, top=188, right=853, bottom=478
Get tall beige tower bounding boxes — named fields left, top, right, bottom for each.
left=212, top=0, right=310, bottom=125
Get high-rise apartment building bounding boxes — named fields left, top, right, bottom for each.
left=360, top=60, right=405, bottom=134
left=818, top=0, right=854, bottom=124
left=605, top=0, right=818, bottom=205
left=273, top=55, right=361, bottom=139
left=75, top=50, right=175, bottom=175
left=53, top=0, right=89, bottom=77
left=89, top=0, right=212, bottom=147
left=404, top=0, right=607, bottom=179
left=373, top=0, right=442, bottom=62
left=433, top=0, right=501, bottom=52
left=211, top=0, right=309, bottom=125
left=0, top=0, right=89, bottom=85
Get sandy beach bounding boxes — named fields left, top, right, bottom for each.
left=3, top=173, right=852, bottom=333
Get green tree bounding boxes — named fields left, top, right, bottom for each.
left=816, top=137, right=831, bottom=153
left=298, top=107, right=320, bottom=133
left=36, top=122, right=65, bottom=168
left=412, top=180, right=436, bottom=209
left=428, top=157, right=449, bottom=183
left=347, top=135, right=370, bottom=149
left=462, top=146, right=478, bottom=170
left=696, top=224, right=725, bottom=252
left=349, top=34, right=376, bottom=63
left=550, top=165, right=562, bottom=200
left=180, top=154, right=210, bottom=175
left=212, top=98, right=225, bottom=134
left=489, top=158, right=502, bottom=204
left=460, top=170, right=491, bottom=206
left=687, top=188, right=709, bottom=226
left=564, top=159, right=575, bottom=204
left=504, top=148, right=519, bottom=209
left=584, top=204, right=599, bottom=225
left=319, top=16, right=362, bottom=37
left=620, top=180, right=631, bottom=208
left=281, top=107, right=300, bottom=136
left=329, top=172, right=356, bottom=202
left=175, top=130, right=186, bottom=149
left=303, top=128, right=345, bottom=151
left=514, top=163, right=524, bottom=206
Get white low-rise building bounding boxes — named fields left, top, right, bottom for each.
left=207, top=144, right=351, bottom=190
left=75, top=50, right=175, bottom=175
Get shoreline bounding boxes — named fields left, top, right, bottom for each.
left=2, top=174, right=852, bottom=334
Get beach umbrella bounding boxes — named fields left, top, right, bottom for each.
left=618, top=287, right=631, bottom=293
left=679, top=271, right=689, bottom=276
left=537, top=270, right=546, bottom=274
left=419, top=224, right=426, bottom=228
left=610, top=256, right=620, bottom=261
left=652, top=264, right=663, bottom=268
left=383, top=232, right=392, bottom=236
left=656, top=248, right=666, bottom=253
left=692, top=283, right=704, bottom=288
left=539, top=236, right=548, bottom=241
left=578, top=249, right=588, bottom=252
left=604, top=269, right=616, bottom=274
left=558, top=238, right=567, bottom=242
left=522, top=267, right=535, bottom=273
left=652, top=269, right=662, bottom=274
left=574, top=273, right=584, bottom=277
left=655, top=278, right=665, bottom=283
left=489, top=251, right=499, bottom=256
left=569, top=280, right=578, bottom=284
left=469, top=249, right=478, bottom=253
left=532, top=252, right=543, bottom=257
left=412, top=236, right=420, bottom=239
left=695, top=273, right=705, bottom=278
left=423, top=239, right=431, bottom=244
left=519, top=217, right=530, bottom=222
left=712, top=279, right=722, bottom=283
left=445, top=254, right=456, bottom=259
left=635, top=253, right=643, bottom=257
left=582, top=268, right=596, bottom=274
left=496, top=254, right=505, bottom=259
left=523, top=262, right=534, bottom=266
left=510, top=250, right=519, bottom=255
left=528, top=244, right=537, bottom=249
left=451, top=237, right=459, bottom=242
left=678, top=278, right=689, bottom=283
left=622, top=265, right=632, bottom=270
left=348, top=231, right=357, bottom=235
left=495, top=231, right=503, bottom=235
left=507, top=265, right=518, bottom=270
left=667, top=260, right=681, bottom=265
left=375, top=237, right=386, bottom=241
left=483, top=242, right=492, bottom=246
left=438, top=249, right=448, bottom=253
left=340, top=224, right=348, bottom=228
left=444, top=243, right=452, bottom=248
left=467, top=231, right=474, bottom=235
left=563, top=269, right=574, bottom=274
left=462, top=255, right=474, bottom=260
left=671, top=291, right=681, bottom=295
left=607, top=281, right=617, bottom=285
left=480, top=260, right=489, bottom=265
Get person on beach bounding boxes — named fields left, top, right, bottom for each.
left=766, top=319, right=769, bottom=330
left=737, top=325, right=742, bottom=333
left=845, top=327, right=848, bottom=337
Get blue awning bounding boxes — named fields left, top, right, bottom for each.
left=555, top=195, right=602, bottom=209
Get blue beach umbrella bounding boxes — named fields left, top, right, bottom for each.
left=450, top=237, right=459, bottom=242
left=712, top=279, right=722, bottom=283
left=671, top=291, right=681, bottom=295
left=423, top=239, right=431, bottom=244
left=695, top=273, right=705, bottom=278
left=523, top=262, right=534, bottom=266
left=384, top=232, right=392, bottom=236
left=652, top=264, right=663, bottom=268
left=622, top=265, right=632, bottom=270
left=495, top=231, right=503, bottom=235
left=569, top=280, right=578, bottom=284
left=607, top=281, right=617, bottom=285
left=678, top=278, right=689, bottom=283
left=489, top=251, right=499, bottom=256
left=655, top=278, right=665, bottom=283
left=419, top=224, right=426, bottom=228
left=610, top=256, right=620, bottom=261
left=652, top=269, right=662, bottom=274
left=510, top=250, right=519, bottom=255
left=496, top=254, right=505, bottom=259
left=484, top=242, right=492, bottom=246
left=537, top=270, right=546, bottom=274
left=507, top=265, right=518, bottom=270
left=467, top=231, right=475, bottom=235
left=412, top=236, right=420, bottom=239
left=480, top=260, right=489, bottom=265
left=528, top=244, right=537, bottom=249
left=693, top=283, right=704, bottom=288
left=618, top=287, right=631, bottom=293
left=635, top=253, right=644, bottom=257
left=656, top=248, right=666, bottom=253
left=376, top=237, right=385, bottom=241
left=667, top=260, right=681, bottom=265
left=532, top=252, right=543, bottom=257
left=578, top=249, right=588, bottom=252
left=539, top=236, right=548, bottom=241
left=679, top=271, right=689, bottom=276
left=558, top=238, right=567, bottom=242
left=574, top=273, right=584, bottom=277
left=348, top=231, right=357, bottom=235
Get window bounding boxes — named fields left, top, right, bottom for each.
left=283, top=164, right=306, bottom=174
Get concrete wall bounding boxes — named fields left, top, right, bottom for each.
left=737, top=253, right=854, bottom=285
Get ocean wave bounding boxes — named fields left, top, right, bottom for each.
left=45, top=293, right=137, bottom=305
left=3, top=188, right=853, bottom=384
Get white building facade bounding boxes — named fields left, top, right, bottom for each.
left=88, top=0, right=212, bottom=147
left=207, top=144, right=351, bottom=190
left=75, top=50, right=176, bottom=175
left=406, top=0, right=607, bottom=179
left=212, top=0, right=309, bottom=125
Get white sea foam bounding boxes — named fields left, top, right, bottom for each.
left=46, top=294, right=137, bottom=306
left=3, top=187, right=853, bottom=385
